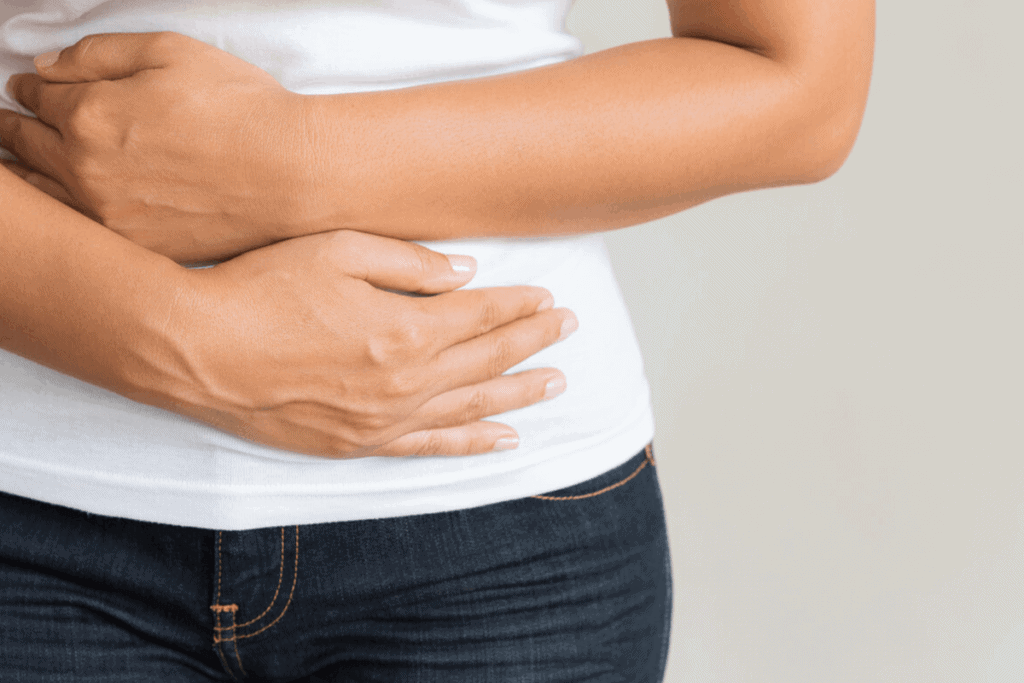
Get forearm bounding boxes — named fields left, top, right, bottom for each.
left=0, top=163, right=582, bottom=457
left=0, top=165, right=190, bottom=404
left=0, top=1, right=871, bottom=259
left=291, top=33, right=871, bottom=241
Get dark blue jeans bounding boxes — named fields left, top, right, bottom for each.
left=0, top=445, right=671, bottom=682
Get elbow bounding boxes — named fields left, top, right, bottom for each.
left=794, top=113, right=864, bottom=184
left=758, top=97, right=866, bottom=187
left=788, top=68, right=872, bottom=185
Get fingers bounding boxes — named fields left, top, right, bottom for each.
left=0, top=159, right=78, bottom=207
left=0, top=110, right=65, bottom=180
left=419, top=286, right=556, bottom=349
left=32, top=31, right=183, bottom=83
left=373, top=423, right=520, bottom=457
left=404, top=368, right=567, bottom=435
left=429, top=307, right=578, bottom=393
left=375, top=365, right=569, bottom=456
left=374, top=364, right=566, bottom=456
left=5, top=74, right=79, bottom=129
left=322, top=230, right=480, bottom=294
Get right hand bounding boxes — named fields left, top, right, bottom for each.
left=159, top=229, right=577, bottom=458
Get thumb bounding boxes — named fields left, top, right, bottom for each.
left=327, top=231, right=477, bottom=294
left=34, top=31, right=182, bottom=83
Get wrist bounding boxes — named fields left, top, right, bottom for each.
left=268, top=93, right=339, bottom=241
left=112, top=263, right=214, bottom=415
left=281, top=93, right=373, bottom=240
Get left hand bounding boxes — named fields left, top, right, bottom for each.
left=0, top=31, right=312, bottom=263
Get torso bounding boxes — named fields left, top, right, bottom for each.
left=0, top=0, right=654, bottom=529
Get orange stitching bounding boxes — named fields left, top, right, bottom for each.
left=216, top=528, right=285, bottom=630
left=216, top=532, right=223, bottom=604
left=211, top=531, right=241, bottom=680
left=210, top=534, right=240, bottom=627
left=228, top=609, right=248, bottom=678
left=212, top=531, right=228, bottom=670
left=214, top=640, right=235, bottom=680
left=645, top=442, right=655, bottom=465
left=531, top=452, right=653, bottom=501
left=217, top=526, right=300, bottom=643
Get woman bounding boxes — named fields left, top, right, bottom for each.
left=0, top=0, right=873, bottom=680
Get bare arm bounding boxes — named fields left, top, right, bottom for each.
left=0, top=163, right=186, bottom=397
left=298, top=0, right=874, bottom=241
left=0, top=0, right=873, bottom=261
left=0, top=165, right=576, bottom=457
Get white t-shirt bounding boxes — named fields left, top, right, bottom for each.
left=0, top=0, right=654, bottom=530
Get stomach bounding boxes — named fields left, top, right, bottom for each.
left=0, top=234, right=654, bottom=527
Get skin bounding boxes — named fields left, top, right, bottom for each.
left=0, top=0, right=874, bottom=455
left=0, top=170, right=577, bottom=457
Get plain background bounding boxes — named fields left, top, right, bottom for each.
left=565, top=0, right=1023, bottom=681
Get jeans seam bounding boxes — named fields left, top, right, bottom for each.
left=212, top=527, right=286, bottom=632
left=221, top=525, right=300, bottom=643
left=225, top=608, right=248, bottom=678
left=210, top=531, right=243, bottom=680
left=530, top=443, right=655, bottom=501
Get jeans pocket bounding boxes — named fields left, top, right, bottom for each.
left=531, top=443, right=655, bottom=502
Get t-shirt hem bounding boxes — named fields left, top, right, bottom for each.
left=0, top=403, right=655, bottom=530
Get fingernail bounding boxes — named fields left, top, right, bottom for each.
left=494, top=436, right=519, bottom=451
left=536, top=294, right=554, bottom=312
left=4, top=78, right=14, bottom=98
left=34, top=51, right=59, bottom=70
left=543, top=375, right=566, bottom=400
left=557, top=313, right=578, bottom=342
left=446, top=254, right=476, bottom=275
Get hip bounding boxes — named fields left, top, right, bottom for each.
left=0, top=445, right=672, bottom=682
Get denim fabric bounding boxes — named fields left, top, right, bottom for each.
left=0, top=445, right=671, bottom=682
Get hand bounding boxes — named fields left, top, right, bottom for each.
left=160, top=230, right=577, bottom=458
left=0, top=31, right=309, bottom=263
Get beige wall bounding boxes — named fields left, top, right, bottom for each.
left=566, top=0, right=1023, bottom=680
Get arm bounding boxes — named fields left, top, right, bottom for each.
left=0, top=0, right=873, bottom=259
left=299, top=0, right=874, bottom=241
left=0, top=164, right=188, bottom=397
left=0, top=164, right=575, bottom=457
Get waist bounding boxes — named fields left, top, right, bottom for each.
left=0, top=235, right=654, bottom=528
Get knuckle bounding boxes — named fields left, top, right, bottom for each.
left=347, top=426, right=381, bottom=448
left=411, top=245, right=435, bottom=279
left=397, top=315, right=430, bottom=354
left=345, top=414, right=391, bottom=447
left=67, top=154, right=104, bottom=188
left=371, top=315, right=430, bottom=367
left=67, top=35, right=96, bottom=62
left=148, top=31, right=186, bottom=56
left=382, top=369, right=421, bottom=400
left=461, top=389, right=492, bottom=420
left=364, top=409, right=397, bottom=434
left=475, top=296, right=502, bottom=332
left=487, top=335, right=515, bottom=377
left=66, top=93, right=107, bottom=140
left=326, top=440, right=356, bottom=459
left=414, top=432, right=447, bottom=456
left=363, top=335, right=392, bottom=369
